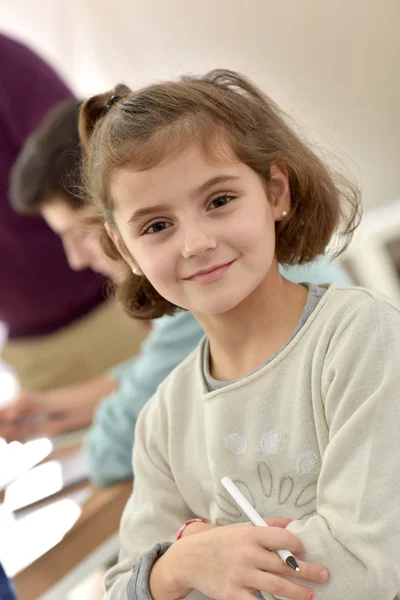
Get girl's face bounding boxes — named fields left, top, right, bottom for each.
left=108, top=142, right=290, bottom=316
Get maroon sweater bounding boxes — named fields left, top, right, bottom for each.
left=0, top=33, right=105, bottom=338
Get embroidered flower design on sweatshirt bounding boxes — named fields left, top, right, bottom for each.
left=223, top=434, right=248, bottom=456
left=217, top=431, right=319, bottom=525
left=216, top=462, right=318, bottom=526
left=260, top=431, right=280, bottom=455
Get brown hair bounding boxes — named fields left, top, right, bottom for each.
left=10, top=99, right=84, bottom=214
left=79, top=69, right=361, bottom=320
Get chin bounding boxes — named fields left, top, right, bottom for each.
left=192, top=295, right=248, bottom=316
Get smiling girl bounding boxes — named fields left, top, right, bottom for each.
left=79, top=70, right=400, bottom=600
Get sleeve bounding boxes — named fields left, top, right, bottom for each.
left=104, top=389, right=195, bottom=600
left=85, top=311, right=203, bottom=486
left=280, top=254, right=353, bottom=286
left=108, top=357, right=137, bottom=384
left=0, top=35, right=73, bottom=148
left=286, top=297, right=400, bottom=599
left=125, top=543, right=172, bottom=600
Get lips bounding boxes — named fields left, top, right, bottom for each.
left=184, top=261, right=235, bottom=283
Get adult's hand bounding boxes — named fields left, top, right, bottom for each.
left=0, top=374, right=117, bottom=441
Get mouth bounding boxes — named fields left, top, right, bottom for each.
left=184, top=260, right=235, bottom=283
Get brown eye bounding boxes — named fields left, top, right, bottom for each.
left=143, top=221, right=171, bottom=235
left=209, top=194, right=234, bottom=210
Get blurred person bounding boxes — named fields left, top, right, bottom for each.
left=0, top=563, right=15, bottom=600
left=0, top=97, right=353, bottom=485
left=0, top=33, right=145, bottom=392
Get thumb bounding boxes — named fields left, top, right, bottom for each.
left=264, top=516, right=293, bottom=528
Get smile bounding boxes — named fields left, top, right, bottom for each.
left=184, top=261, right=235, bottom=283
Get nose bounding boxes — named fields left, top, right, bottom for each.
left=181, top=220, right=217, bottom=259
left=63, top=237, right=91, bottom=271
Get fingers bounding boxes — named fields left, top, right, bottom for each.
left=13, top=418, right=63, bottom=441
left=255, top=526, right=305, bottom=556
left=0, top=412, right=65, bottom=442
left=0, top=422, right=18, bottom=442
left=0, top=412, right=33, bottom=442
left=0, top=390, right=41, bottom=422
left=0, top=417, right=53, bottom=442
left=246, top=570, right=315, bottom=600
left=291, top=559, right=329, bottom=584
left=264, top=516, right=293, bottom=528
left=18, top=408, right=92, bottom=439
left=253, top=549, right=329, bottom=585
left=0, top=404, right=21, bottom=421
left=0, top=404, right=92, bottom=442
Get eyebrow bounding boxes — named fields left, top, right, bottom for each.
left=127, top=174, right=241, bottom=224
left=193, top=174, right=241, bottom=197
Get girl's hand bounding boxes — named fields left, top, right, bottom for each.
left=152, top=519, right=329, bottom=600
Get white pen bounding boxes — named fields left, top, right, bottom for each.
left=221, top=476, right=300, bottom=572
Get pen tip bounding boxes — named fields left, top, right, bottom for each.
left=286, top=556, right=300, bottom=571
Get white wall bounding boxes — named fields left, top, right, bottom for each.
left=1, top=0, right=399, bottom=208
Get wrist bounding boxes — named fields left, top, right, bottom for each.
left=84, top=374, right=118, bottom=408
left=149, top=541, right=193, bottom=600
left=177, top=518, right=209, bottom=540
left=180, top=521, right=216, bottom=538
left=54, top=374, right=117, bottom=411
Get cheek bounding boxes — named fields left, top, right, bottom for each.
left=134, top=242, right=176, bottom=283
left=230, top=212, right=275, bottom=253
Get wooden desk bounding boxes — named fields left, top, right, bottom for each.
left=14, top=481, right=132, bottom=600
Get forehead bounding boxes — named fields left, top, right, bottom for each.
left=110, top=142, right=244, bottom=211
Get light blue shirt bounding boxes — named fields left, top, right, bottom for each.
left=86, top=257, right=352, bottom=485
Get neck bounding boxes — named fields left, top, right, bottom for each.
left=195, top=262, right=308, bottom=381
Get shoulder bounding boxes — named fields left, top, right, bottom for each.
left=324, top=285, right=400, bottom=326
left=319, top=286, right=400, bottom=370
left=1, top=34, right=53, bottom=83
left=154, top=339, right=204, bottom=405
left=138, top=339, right=204, bottom=423
left=0, top=33, right=72, bottom=144
left=135, top=340, right=204, bottom=455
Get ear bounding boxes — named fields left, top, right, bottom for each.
left=104, top=222, right=143, bottom=275
left=267, top=163, right=291, bottom=222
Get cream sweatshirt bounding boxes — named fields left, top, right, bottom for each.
left=105, top=285, right=400, bottom=600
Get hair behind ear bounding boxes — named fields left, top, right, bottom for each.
left=99, top=229, right=177, bottom=319
left=99, top=227, right=122, bottom=261
left=79, top=83, right=131, bottom=149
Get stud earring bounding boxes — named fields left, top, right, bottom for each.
left=282, top=210, right=288, bottom=217
left=132, top=267, right=139, bottom=275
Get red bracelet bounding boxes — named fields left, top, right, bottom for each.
left=176, top=518, right=209, bottom=540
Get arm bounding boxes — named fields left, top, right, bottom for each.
left=104, top=388, right=195, bottom=599
left=286, top=296, right=400, bottom=598
left=0, top=374, right=117, bottom=441
left=86, top=310, right=203, bottom=485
